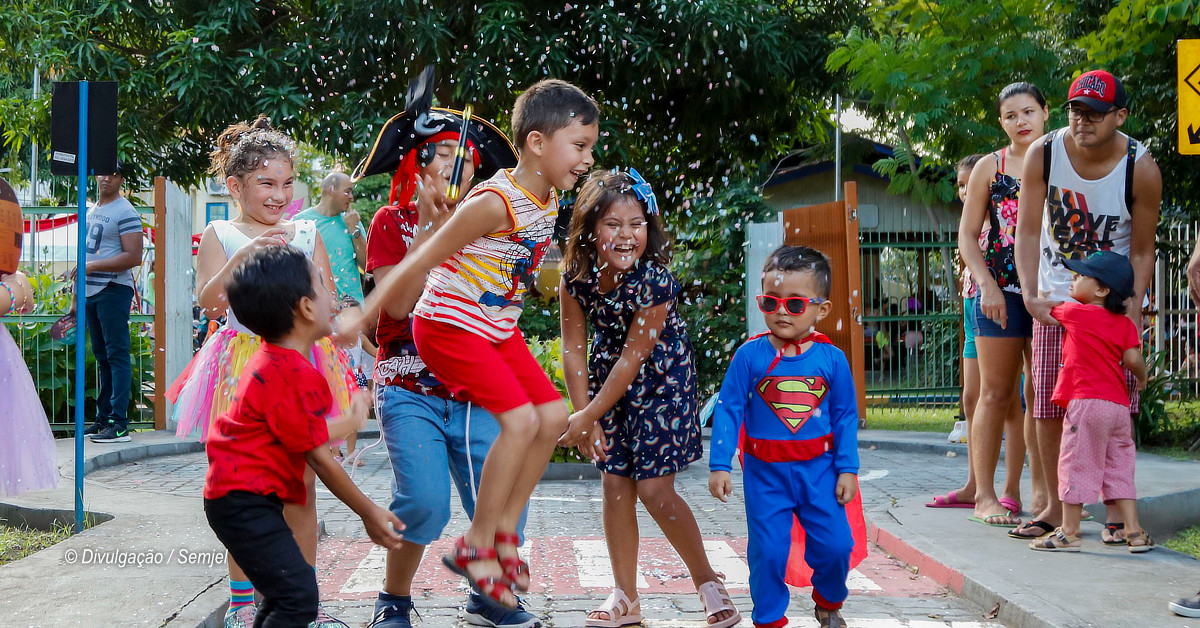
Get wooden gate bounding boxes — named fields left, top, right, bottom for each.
left=781, top=181, right=866, bottom=423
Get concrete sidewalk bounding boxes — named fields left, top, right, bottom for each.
left=1, top=429, right=1199, bottom=627
left=858, top=430, right=1200, bottom=628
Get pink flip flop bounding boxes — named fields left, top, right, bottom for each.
left=999, top=497, right=1022, bottom=516
left=925, top=491, right=974, bottom=509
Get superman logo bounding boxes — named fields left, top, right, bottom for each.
left=756, top=376, right=829, bottom=433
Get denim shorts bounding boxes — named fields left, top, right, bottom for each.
left=375, top=385, right=528, bottom=545
left=973, top=290, right=1033, bottom=338
left=962, top=296, right=978, bottom=359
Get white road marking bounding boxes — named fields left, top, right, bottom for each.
left=341, top=545, right=387, bottom=593
left=858, top=469, right=890, bottom=483
left=574, top=539, right=649, bottom=589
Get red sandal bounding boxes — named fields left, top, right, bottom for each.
left=495, top=531, right=531, bottom=591
left=441, top=536, right=516, bottom=608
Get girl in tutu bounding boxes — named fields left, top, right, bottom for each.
left=167, top=116, right=357, bottom=628
left=0, top=270, right=58, bottom=497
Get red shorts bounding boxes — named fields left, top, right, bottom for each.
left=411, top=316, right=562, bottom=414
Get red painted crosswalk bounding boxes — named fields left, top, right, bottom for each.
left=316, top=536, right=948, bottom=601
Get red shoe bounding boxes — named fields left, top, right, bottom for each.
left=441, top=536, right=516, bottom=608
left=495, top=531, right=531, bottom=591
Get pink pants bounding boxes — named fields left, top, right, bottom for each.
left=1058, top=398, right=1137, bottom=505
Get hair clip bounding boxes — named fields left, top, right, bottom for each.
left=626, top=167, right=659, bottom=215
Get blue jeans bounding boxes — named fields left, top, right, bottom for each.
left=375, top=385, right=528, bottom=545
left=85, top=283, right=134, bottom=430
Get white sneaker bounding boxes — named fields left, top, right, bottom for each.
left=947, top=420, right=967, bottom=444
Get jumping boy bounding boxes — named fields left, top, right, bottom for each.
left=709, top=245, right=859, bottom=628
left=203, top=245, right=404, bottom=628
left=342, top=79, right=599, bottom=608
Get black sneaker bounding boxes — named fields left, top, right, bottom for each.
left=90, top=426, right=131, bottom=443
left=464, top=593, right=541, bottom=627
left=366, top=596, right=415, bottom=628
left=83, top=422, right=106, bottom=436
left=815, top=606, right=848, bottom=628
left=1170, top=593, right=1200, bottom=618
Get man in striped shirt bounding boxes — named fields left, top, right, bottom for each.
left=80, top=161, right=143, bottom=443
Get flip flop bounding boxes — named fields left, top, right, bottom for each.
left=969, top=513, right=1020, bottom=527
left=1008, top=519, right=1054, bottom=539
left=926, top=491, right=974, bottom=509
left=1102, top=522, right=1127, bottom=545
left=998, top=497, right=1022, bottom=516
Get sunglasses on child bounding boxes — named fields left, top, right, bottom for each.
left=756, top=295, right=825, bottom=315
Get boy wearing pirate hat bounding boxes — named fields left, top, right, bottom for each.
left=355, top=67, right=539, bottom=628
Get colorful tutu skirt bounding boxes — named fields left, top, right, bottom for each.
left=0, top=325, right=59, bottom=497
left=167, top=328, right=357, bottom=441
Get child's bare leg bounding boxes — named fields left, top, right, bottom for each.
left=1061, top=502, right=1083, bottom=537
left=952, top=356, right=980, bottom=499
left=636, top=474, right=737, bottom=625
left=459, top=402, right=550, bottom=604
left=1114, top=498, right=1141, bottom=535
left=600, top=473, right=640, bottom=597
left=493, top=401, right=568, bottom=588
left=383, top=542, right=425, bottom=596
left=283, top=466, right=320, bottom=566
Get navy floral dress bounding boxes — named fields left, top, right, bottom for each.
left=564, top=260, right=702, bottom=480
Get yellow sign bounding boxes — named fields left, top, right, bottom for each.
left=1180, top=39, right=1200, bottom=155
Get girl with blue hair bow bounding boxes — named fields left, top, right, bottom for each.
left=558, top=169, right=741, bottom=628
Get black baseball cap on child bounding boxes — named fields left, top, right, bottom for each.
left=1062, top=250, right=1134, bottom=299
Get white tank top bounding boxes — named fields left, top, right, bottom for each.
left=414, top=169, right=557, bottom=342
left=1038, top=130, right=1146, bottom=301
left=210, top=219, right=318, bottom=334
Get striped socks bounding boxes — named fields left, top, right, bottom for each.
left=229, top=579, right=254, bottom=609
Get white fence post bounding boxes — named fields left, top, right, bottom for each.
left=162, top=179, right=192, bottom=430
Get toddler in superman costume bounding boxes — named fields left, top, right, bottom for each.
left=709, top=245, right=866, bottom=628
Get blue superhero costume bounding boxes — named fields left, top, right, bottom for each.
left=710, top=333, right=861, bottom=627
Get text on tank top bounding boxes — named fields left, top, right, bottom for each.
left=210, top=219, right=318, bottom=334
left=414, top=169, right=558, bottom=342
left=1039, top=130, right=1145, bottom=301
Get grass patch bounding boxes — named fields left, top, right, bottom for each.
left=0, top=520, right=73, bottom=567
left=1165, top=523, right=1200, bottom=559
left=865, top=406, right=958, bottom=432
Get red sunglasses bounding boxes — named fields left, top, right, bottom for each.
left=756, top=294, right=825, bottom=315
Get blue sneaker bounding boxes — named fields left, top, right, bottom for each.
left=366, top=596, right=415, bottom=628
left=464, top=593, right=541, bottom=627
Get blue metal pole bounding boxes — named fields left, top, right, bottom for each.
left=74, top=81, right=88, bottom=533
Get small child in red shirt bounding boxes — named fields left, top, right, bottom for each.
left=203, top=245, right=405, bottom=627
left=1029, top=250, right=1151, bottom=553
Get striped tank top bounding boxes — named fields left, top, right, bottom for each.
left=415, top=169, right=557, bottom=342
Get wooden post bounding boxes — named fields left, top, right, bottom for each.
left=153, top=177, right=166, bottom=430
left=842, top=181, right=867, bottom=424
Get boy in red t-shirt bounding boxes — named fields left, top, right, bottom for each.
left=1028, top=250, right=1152, bottom=553
left=203, top=245, right=404, bottom=627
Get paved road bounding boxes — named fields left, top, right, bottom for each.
left=89, top=440, right=1007, bottom=627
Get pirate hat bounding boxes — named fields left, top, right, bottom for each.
left=352, top=65, right=517, bottom=205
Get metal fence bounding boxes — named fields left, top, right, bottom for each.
left=859, top=229, right=961, bottom=408
left=5, top=205, right=158, bottom=434
left=1150, top=220, right=1200, bottom=399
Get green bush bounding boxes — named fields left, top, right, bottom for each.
left=7, top=267, right=155, bottom=429
left=669, top=180, right=777, bottom=396
left=525, top=336, right=587, bottom=464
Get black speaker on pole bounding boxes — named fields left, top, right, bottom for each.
left=49, top=81, right=119, bottom=177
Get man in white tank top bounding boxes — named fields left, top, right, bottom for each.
left=1013, top=70, right=1161, bottom=537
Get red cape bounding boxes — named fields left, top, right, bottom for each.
left=738, top=331, right=869, bottom=587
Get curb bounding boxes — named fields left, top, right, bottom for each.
left=867, top=518, right=1058, bottom=628
left=859, top=436, right=968, bottom=457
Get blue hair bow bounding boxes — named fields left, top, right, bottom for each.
left=626, top=167, right=659, bottom=215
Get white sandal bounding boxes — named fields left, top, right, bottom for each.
left=697, top=579, right=742, bottom=628
left=585, top=588, right=643, bottom=627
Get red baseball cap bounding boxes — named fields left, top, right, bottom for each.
left=1066, top=70, right=1127, bottom=113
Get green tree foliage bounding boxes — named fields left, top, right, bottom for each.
left=828, top=0, right=1200, bottom=222
left=0, top=0, right=862, bottom=197
left=1081, top=0, right=1200, bottom=223
left=826, top=0, right=1067, bottom=205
